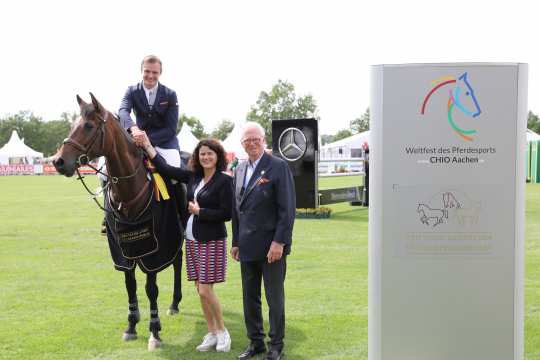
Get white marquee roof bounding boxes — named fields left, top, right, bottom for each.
left=176, top=124, right=200, bottom=154
left=0, top=130, right=43, bottom=162
left=222, top=123, right=248, bottom=159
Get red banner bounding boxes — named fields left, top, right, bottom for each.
left=0, top=165, right=34, bottom=175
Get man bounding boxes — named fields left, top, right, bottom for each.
left=118, top=55, right=184, bottom=313
left=119, top=55, right=179, bottom=161
left=231, top=122, right=295, bottom=360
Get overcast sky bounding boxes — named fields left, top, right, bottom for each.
left=1, top=0, right=539, bottom=135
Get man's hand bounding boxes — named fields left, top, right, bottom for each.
left=131, top=126, right=145, bottom=147
left=230, top=247, right=240, bottom=261
left=267, top=241, right=284, bottom=263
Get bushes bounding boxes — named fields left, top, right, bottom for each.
left=295, top=207, right=332, bottom=219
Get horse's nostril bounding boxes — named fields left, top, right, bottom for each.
left=54, top=158, right=64, bottom=167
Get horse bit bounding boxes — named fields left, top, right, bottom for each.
left=62, top=111, right=146, bottom=212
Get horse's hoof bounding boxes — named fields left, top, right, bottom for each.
left=167, top=307, right=179, bottom=316
left=148, top=334, right=162, bottom=351
left=122, top=332, right=137, bottom=341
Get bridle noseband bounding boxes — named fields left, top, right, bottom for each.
left=62, top=111, right=147, bottom=212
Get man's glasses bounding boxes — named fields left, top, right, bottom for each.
left=241, top=137, right=262, bottom=145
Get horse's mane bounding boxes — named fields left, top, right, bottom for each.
left=80, top=104, right=138, bottom=148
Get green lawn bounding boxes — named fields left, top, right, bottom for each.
left=0, top=176, right=538, bottom=359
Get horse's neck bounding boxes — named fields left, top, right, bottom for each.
left=104, top=123, right=148, bottom=213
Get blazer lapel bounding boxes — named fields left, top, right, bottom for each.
left=136, top=83, right=150, bottom=110
left=196, top=171, right=217, bottom=200
left=240, top=153, right=271, bottom=205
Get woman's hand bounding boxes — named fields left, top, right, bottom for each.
left=188, top=200, right=200, bottom=215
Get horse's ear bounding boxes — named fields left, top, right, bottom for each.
left=76, top=95, right=87, bottom=107
left=89, top=92, right=101, bottom=112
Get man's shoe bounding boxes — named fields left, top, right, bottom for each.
left=238, top=342, right=266, bottom=359
left=216, top=328, right=231, bottom=352
left=264, top=347, right=283, bottom=360
left=196, top=332, right=217, bottom=352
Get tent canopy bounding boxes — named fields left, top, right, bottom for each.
left=222, top=123, right=248, bottom=159
left=321, top=130, right=370, bottom=159
left=0, top=130, right=43, bottom=164
left=177, top=124, right=200, bottom=154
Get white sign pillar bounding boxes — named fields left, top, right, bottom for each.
left=369, top=63, right=527, bottom=360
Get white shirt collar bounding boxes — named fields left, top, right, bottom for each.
left=142, top=82, right=158, bottom=99
left=248, top=152, right=264, bottom=169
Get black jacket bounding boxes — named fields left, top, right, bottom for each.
left=232, top=153, right=296, bottom=261
left=152, top=155, right=233, bottom=243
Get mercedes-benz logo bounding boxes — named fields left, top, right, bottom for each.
left=278, top=127, right=307, bottom=162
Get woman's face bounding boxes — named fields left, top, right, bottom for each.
left=198, top=145, right=218, bottom=170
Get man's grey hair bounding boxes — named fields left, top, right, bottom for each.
left=241, top=121, right=266, bottom=138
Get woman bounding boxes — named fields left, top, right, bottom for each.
left=141, top=133, right=233, bottom=353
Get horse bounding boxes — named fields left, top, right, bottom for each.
left=417, top=204, right=448, bottom=227
left=421, top=72, right=482, bottom=141
left=53, top=93, right=184, bottom=350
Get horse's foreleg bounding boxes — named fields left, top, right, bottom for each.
left=146, top=273, right=162, bottom=350
left=123, top=270, right=139, bottom=341
left=168, top=249, right=183, bottom=315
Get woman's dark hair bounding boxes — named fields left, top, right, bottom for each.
left=190, top=138, right=228, bottom=175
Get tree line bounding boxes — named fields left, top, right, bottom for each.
left=2, top=81, right=540, bottom=157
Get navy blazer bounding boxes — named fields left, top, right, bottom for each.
left=232, top=152, right=296, bottom=262
left=152, top=154, right=233, bottom=243
left=119, top=82, right=179, bottom=150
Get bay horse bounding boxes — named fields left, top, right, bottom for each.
left=53, top=93, right=183, bottom=350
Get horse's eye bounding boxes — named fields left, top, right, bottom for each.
left=84, top=122, right=94, bottom=131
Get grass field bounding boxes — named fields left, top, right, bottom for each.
left=0, top=175, right=538, bottom=359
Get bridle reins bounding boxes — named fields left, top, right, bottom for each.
left=62, top=111, right=148, bottom=213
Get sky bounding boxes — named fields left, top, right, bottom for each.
left=1, top=0, right=539, bottom=135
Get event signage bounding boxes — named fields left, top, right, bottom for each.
left=369, top=63, right=527, bottom=360
left=272, top=118, right=318, bottom=208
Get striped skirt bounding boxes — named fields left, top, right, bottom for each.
left=185, top=238, right=227, bottom=284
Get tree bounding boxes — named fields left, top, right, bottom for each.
left=350, top=108, right=370, bottom=134
left=211, top=119, right=234, bottom=141
left=178, top=113, right=208, bottom=139
left=247, top=79, right=319, bottom=144
left=333, top=129, right=353, bottom=142
left=0, top=111, right=71, bottom=156
left=528, top=110, right=540, bottom=133
left=320, top=134, right=335, bottom=146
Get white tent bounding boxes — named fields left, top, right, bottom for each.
left=222, top=123, right=248, bottom=159
left=320, top=130, right=370, bottom=159
left=527, top=129, right=540, bottom=142
left=0, top=130, right=43, bottom=165
left=176, top=124, right=199, bottom=154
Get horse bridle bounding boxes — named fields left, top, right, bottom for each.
left=62, top=110, right=146, bottom=211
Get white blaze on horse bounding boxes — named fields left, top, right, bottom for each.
left=53, top=93, right=184, bottom=351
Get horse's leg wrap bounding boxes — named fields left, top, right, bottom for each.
left=124, top=271, right=139, bottom=338
left=146, top=273, right=161, bottom=340
left=149, top=309, right=162, bottom=337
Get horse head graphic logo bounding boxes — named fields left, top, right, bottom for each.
left=420, top=72, right=482, bottom=141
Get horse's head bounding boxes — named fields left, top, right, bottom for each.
left=452, top=72, right=481, bottom=118
left=53, top=93, right=110, bottom=177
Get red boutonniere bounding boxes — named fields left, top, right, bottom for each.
left=257, top=177, right=270, bottom=186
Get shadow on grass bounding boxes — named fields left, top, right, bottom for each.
left=155, top=309, right=308, bottom=359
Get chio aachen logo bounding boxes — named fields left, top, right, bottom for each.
left=278, top=127, right=307, bottom=162
left=420, top=72, right=482, bottom=141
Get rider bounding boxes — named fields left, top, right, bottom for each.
left=118, top=54, right=186, bottom=314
